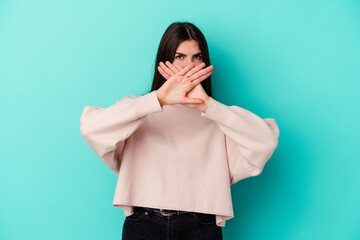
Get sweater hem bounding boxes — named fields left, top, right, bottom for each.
left=112, top=202, right=233, bottom=228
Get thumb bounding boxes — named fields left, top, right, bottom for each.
left=183, top=97, right=204, bottom=104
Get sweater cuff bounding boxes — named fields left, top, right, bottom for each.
left=200, top=97, right=230, bottom=121
left=132, top=90, right=163, bottom=118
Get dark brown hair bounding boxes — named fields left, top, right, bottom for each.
left=148, top=22, right=212, bottom=97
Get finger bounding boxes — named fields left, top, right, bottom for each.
left=165, top=61, right=180, bottom=74
left=158, top=65, right=173, bottom=78
left=190, top=70, right=213, bottom=86
left=157, top=65, right=171, bottom=79
left=184, top=62, right=206, bottom=77
left=188, top=65, right=214, bottom=82
left=159, top=61, right=176, bottom=76
left=172, top=64, right=182, bottom=72
left=178, top=62, right=195, bottom=76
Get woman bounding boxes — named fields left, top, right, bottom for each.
left=80, top=22, right=280, bottom=240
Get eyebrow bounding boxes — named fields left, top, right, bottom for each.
left=175, top=52, right=202, bottom=56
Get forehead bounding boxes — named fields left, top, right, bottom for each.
left=175, top=40, right=201, bottom=53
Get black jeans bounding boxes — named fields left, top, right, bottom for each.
left=122, top=206, right=223, bottom=240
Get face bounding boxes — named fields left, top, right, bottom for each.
left=172, top=39, right=203, bottom=69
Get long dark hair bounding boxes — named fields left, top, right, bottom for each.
left=148, top=22, right=212, bottom=97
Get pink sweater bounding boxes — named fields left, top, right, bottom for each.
left=79, top=90, right=279, bottom=227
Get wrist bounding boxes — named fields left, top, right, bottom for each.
left=201, top=96, right=210, bottom=113
left=204, top=96, right=210, bottom=106
left=155, top=89, right=166, bottom=107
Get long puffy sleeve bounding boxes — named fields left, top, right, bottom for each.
left=79, top=90, right=163, bottom=176
left=200, top=97, right=280, bottom=185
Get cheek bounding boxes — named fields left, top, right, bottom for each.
left=194, top=60, right=204, bottom=67
left=172, top=60, right=184, bottom=69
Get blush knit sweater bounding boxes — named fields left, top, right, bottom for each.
left=79, top=90, right=280, bottom=227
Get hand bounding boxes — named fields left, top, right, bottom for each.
left=156, top=61, right=213, bottom=107
left=157, top=61, right=212, bottom=112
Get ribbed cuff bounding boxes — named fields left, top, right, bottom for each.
left=132, top=90, right=163, bottom=118
left=200, top=97, right=232, bottom=123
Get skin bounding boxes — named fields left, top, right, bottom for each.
left=155, top=40, right=214, bottom=113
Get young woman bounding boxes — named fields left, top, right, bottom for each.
left=80, top=22, right=280, bottom=240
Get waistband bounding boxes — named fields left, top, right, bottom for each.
left=134, top=206, right=193, bottom=217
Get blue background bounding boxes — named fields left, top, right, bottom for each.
left=1, top=0, right=359, bottom=239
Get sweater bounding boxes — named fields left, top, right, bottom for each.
left=79, top=90, right=280, bottom=227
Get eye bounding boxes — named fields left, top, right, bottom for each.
left=194, top=55, right=202, bottom=60
left=175, top=55, right=183, bottom=59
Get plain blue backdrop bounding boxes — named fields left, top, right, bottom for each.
left=1, top=0, right=359, bottom=239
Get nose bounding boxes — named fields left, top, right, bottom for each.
left=183, top=59, right=195, bottom=68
